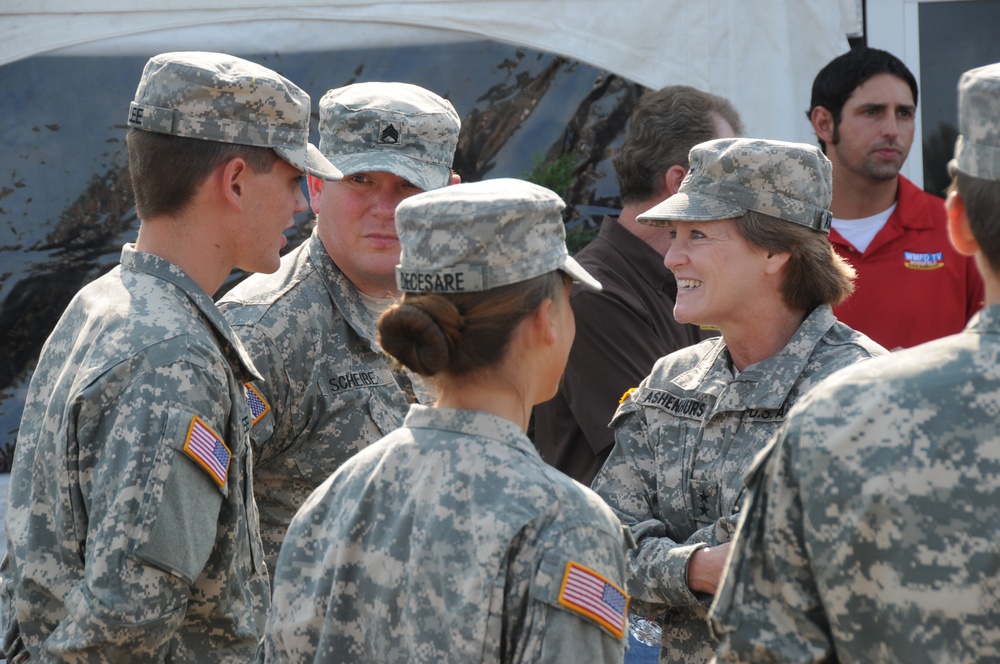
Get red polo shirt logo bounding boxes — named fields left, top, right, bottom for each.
left=903, top=250, right=945, bottom=270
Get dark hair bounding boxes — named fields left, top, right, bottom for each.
left=950, top=172, right=1000, bottom=275
left=377, top=271, right=567, bottom=377
left=614, top=85, right=744, bottom=204
left=808, top=46, right=919, bottom=152
left=127, top=129, right=280, bottom=219
left=738, top=210, right=856, bottom=311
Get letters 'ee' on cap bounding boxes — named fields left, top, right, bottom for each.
left=637, top=137, right=833, bottom=234
left=949, top=62, right=1000, bottom=181
left=318, top=82, right=461, bottom=191
left=394, top=178, right=601, bottom=294
left=127, top=51, right=341, bottom=181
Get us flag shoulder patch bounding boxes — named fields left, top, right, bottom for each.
left=244, top=382, right=271, bottom=426
left=183, top=416, right=231, bottom=488
left=558, top=561, right=629, bottom=639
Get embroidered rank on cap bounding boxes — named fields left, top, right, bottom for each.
left=558, top=561, right=629, bottom=639
left=379, top=121, right=401, bottom=145
left=183, top=416, right=231, bottom=488
left=244, top=382, right=271, bottom=426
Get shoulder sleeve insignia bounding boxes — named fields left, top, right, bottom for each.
left=619, top=387, right=637, bottom=405
left=557, top=561, right=629, bottom=639
left=245, top=382, right=271, bottom=426
left=182, top=416, right=231, bottom=488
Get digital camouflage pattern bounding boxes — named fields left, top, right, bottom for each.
left=711, top=58, right=1000, bottom=664
left=395, top=178, right=601, bottom=293
left=592, top=305, right=885, bottom=664
left=638, top=138, right=833, bottom=233
left=218, top=81, right=458, bottom=576
left=260, top=405, right=630, bottom=663
left=218, top=232, right=428, bottom=576
left=127, top=51, right=341, bottom=180
left=950, top=62, right=1000, bottom=179
left=1, top=245, right=269, bottom=662
left=319, top=81, right=460, bottom=190
left=711, top=307, right=1000, bottom=663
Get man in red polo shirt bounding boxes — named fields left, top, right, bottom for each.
left=808, top=46, right=983, bottom=349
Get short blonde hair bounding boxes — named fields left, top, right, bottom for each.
left=738, top=210, right=856, bottom=311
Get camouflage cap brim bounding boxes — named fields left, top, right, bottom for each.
left=637, top=192, right=747, bottom=226
left=275, top=143, right=343, bottom=181
left=562, top=255, right=602, bottom=292
left=332, top=151, right=449, bottom=191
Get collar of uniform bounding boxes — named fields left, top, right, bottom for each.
left=120, top=243, right=263, bottom=383
left=720, top=304, right=839, bottom=410
left=667, top=304, right=839, bottom=412
left=307, top=231, right=382, bottom=349
left=964, top=303, right=1000, bottom=336
left=403, top=403, right=539, bottom=457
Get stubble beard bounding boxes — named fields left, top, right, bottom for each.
left=830, top=124, right=909, bottom=183
left=859, top=154, right=904, bottom=181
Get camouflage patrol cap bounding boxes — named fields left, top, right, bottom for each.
left=949, top=62, right=1000, bottom=180
left=638, top=137, right=833, bottom=233
left=127, top=51, right=341, bottom=180
left=394, top=178, right=601, bottom=293
left=319, top=82, right=461, bottom=191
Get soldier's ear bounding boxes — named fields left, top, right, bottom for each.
left=307, top=175, right=325, bottom=216
left=529, top=296, right=557, bottom=347
left=220, top=157, right=249, bottom=212
left=945, top=190, right=978, bottom=257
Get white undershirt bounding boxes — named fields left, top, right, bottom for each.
left=359, top=291, right=396, bottom=316
left=831, top=202, right=897, bottom=253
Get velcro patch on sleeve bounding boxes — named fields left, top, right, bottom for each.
left=182, top=416, right=231, bottom=488
left=618, top=387, right=637, bottom=405
left=558, top=561, right=629, bottom=639
left=244, top=382, right=271, bottom=426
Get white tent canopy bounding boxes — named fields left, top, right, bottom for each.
left=0, top=0, right=857, bottom=145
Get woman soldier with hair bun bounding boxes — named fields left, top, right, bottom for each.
left=260, top=178, right=631, bottom=664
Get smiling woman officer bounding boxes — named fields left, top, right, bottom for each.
left=591, top=137, right=888, bottom=664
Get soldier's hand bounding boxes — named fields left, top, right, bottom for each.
left=687, top=542, right=732, bottom=595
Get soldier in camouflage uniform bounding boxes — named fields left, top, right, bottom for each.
left=217, top=82, right=461, bottom=575
left=591, top=138, right=887, bottom=664
left=710, top=63, right=1000, bottom=664
left=260, top=178, right=631, bottom=663
left=0, top=52, right=340, bottom=662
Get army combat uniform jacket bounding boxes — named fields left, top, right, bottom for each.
left=219, top=231, right=426, bottom=575
left=1, top=245, right=269, bottom=662
left=711, top=306, right=1000, bottom=663
left=592, top=304, right=885, bottom=663
left=261, top=405, right=630, bottom=663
